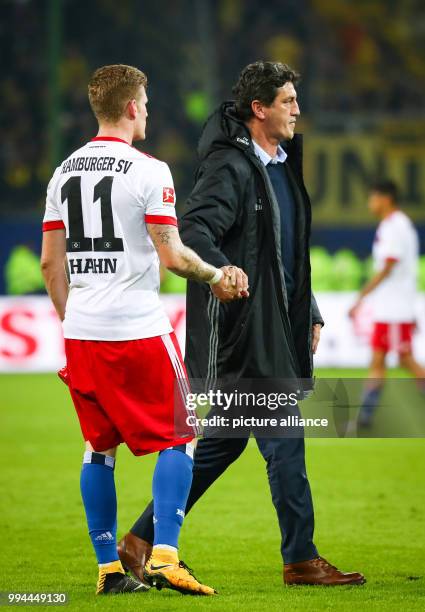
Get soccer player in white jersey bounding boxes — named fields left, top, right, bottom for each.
left=349, top=180, right=425, bottom=426
left=41, top=64, right=248, bottom=596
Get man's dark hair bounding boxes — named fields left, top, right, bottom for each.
left=370, top=179, right=399, bottom=203
left=232, top=61, right=300, bottom=121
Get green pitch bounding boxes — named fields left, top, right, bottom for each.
left=1, top=372, right=424, bottom=611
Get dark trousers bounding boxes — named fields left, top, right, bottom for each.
left=131, top=435, right=318, bottom=564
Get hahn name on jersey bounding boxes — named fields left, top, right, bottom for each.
left=43, top=137, right=177, bottom=341
left=68, top=257, right=117, bottom=275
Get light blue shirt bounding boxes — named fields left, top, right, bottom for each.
left=253, top=140, right=287, bottom=166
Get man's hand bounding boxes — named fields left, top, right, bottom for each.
left=349, top=259, right=396, bottom=320
left=348, top=300, right=362, bottom=319
left=311, top=323, right=322, bottom=354
left=211, top=265, right=249, bottom=303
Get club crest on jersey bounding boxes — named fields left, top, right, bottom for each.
left=163, top=187, right=175, bottom=205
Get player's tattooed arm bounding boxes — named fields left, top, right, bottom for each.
left=153, top=226, right=172, bottom=245
left=41, top=229, right=69, bottom=321
left=147, top=222, right=249, bottom=301
left=148, top=223, right=218, bottom=281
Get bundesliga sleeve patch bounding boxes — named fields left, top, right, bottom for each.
left=162, top=187, right=175, bottom=205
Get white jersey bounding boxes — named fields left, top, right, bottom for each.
left=43, top=136, right=177, bottom=340
left=370, top=210, right=419, bottom=323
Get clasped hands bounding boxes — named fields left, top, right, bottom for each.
left=211, top=265, right=249, bottom=303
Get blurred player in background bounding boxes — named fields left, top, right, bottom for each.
left=349, top=180, right=425, bottom=426
left=41, top=64, right=248, bottom=596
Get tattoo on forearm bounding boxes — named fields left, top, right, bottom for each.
left=148, top=224, right=215, bottom=282
left=150, top=227, right=171, bottom=246
left=180, top=249, right=215, bottom=282
left=158, top=228, right=171, bottom=244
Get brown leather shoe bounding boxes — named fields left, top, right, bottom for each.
left=284, top=556, right=366, bottom=586
left=117, top=533, right=153, bottom=585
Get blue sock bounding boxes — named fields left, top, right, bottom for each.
left=80, top=451, right=119, bottom=565
left=152, top=445, right=194, bottom=548
left=360, top=387, right=383, bottom=422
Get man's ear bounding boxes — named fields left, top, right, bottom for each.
left=251, top=100, right=266, bottom=120
left=127, top=99, right=138, bottom=120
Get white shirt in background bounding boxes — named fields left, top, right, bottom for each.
left=371, top=210, right=419, bottom=322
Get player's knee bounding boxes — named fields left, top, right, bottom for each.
left=162, top=443, right=194, bottom=460
left=371, top=351, right=386, bottom=370
left=399, top=351, right=412, bottom=368
left=85, top=440, right=117, bottom=457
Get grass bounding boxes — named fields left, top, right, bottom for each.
left=0, top=372, right=424, bottom=611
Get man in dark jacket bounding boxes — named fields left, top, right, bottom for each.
left=118, top=61, right=365, bottom=586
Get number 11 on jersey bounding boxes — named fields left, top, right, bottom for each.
left=61, top=176, right=124, bottom=253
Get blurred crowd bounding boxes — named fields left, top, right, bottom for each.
left=2, top=0, right=425, bottom=218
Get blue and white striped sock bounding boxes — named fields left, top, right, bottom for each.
left=152, top=444, right=194, bottom=549
left=80, top=451, right=119, bottom=565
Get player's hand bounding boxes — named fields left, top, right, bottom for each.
left=311, top=323, right=322, bottom=354
left=348, top=300, right=361, bottom=319
left=211, top=265, right=249, bottom=303
left=223, top=265, right=250, bottom=298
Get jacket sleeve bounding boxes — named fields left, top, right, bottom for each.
left=179, top=157, right=245, bottom=268
left=311, top=292, right=324, bottom=326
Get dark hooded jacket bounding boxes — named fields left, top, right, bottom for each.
left=179, top=102, right=323, bottom=386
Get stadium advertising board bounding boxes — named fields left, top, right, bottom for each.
left=0, top=294, right=424, bottom=372
left=304, top=130, right=425, bottom=225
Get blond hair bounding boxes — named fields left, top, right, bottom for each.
left=88, top=64, right=147, bottom=123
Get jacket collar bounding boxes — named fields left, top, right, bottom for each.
left=252, top=140, right=287, bottom=165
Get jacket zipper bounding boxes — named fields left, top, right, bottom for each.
left=254, top=164, right=302, bottom=378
